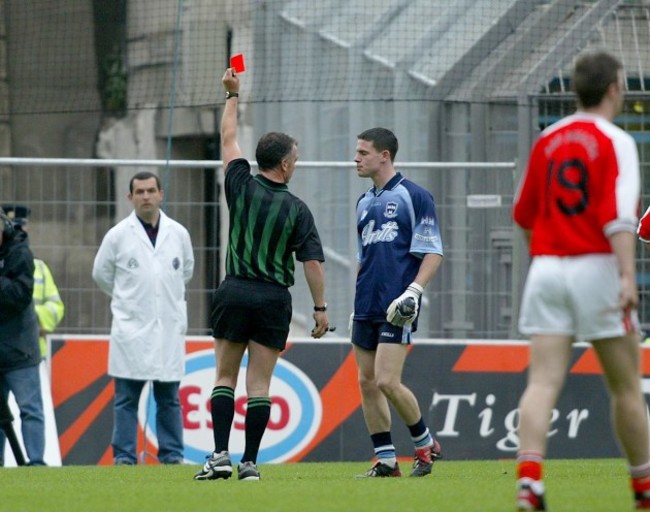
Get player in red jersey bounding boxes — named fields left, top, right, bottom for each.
left=638, top=207, right=650, bottom=244
left=513, top=51, right=650, bottom=511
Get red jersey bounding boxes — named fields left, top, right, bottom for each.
left=513, top=112, right=640, bottom=256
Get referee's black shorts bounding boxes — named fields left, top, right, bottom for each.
left=210, top=276, right=292, bottom=350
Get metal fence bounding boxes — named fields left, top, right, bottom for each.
left=0, top=157, right=519, bottom=340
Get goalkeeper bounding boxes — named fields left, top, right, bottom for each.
left=351, top=127, right=443, bottom=478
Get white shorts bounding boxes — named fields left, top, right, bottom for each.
left=518, top=254, right=638, bottom=342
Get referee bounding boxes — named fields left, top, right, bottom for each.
left=194, top=67, right=330, bottom=482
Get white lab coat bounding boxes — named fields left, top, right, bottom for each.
left=92, top=210, right=194, bottom=381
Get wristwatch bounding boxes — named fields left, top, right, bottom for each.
left=225, top=91, right=239, bottom=99
left=313, top=303, right=327, bottom=312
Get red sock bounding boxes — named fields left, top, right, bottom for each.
left=517, top=451, right=543, bottom=481
left=631, top=462, right=650, bottom=494
left=632, top=476, right=650, bottom=494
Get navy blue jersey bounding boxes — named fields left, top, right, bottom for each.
left=354, top=173, right=443, bottom=321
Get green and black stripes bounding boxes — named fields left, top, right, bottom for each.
left=226, top=177, right=299, bottom=286
left=210, top=386, right=235, bottom=401
left=246, top=396, right=271, bottom=410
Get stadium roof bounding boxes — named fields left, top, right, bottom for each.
left=280, top=0, right=650, bottom=102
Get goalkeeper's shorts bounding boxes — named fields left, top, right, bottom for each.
left=351, top=319, right=412, bottom=350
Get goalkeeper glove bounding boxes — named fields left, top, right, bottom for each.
left=386, top=282, right=423, bottom=327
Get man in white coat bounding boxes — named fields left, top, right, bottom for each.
left=92, top=171, right=194, bottom=465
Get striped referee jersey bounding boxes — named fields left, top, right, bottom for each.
left=224, top=158, right=324, bottom=287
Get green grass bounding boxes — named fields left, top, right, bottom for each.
left=0, top=459, right=636, bottom=512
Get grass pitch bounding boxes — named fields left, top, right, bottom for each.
left=0, top=459, right=635, bottom=512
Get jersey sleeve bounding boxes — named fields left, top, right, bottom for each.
left=602, top=131, right=640, bottom=237
left=224, top=159, right=252, bottom=206
left=293, top=202, right=325, bottom=262
left=513, top=139, right=543, bottom=231
left=409, top=187, right=443, bottom=257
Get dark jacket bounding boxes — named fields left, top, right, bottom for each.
left=0, top=228, right=40, bottom=372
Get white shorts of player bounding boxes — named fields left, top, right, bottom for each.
left=518, top=254, right=639, bottom=343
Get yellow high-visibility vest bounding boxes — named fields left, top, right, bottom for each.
left=33, top=258, right=65, bottom=358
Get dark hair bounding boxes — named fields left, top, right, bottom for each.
left=255, top=132, right=297, bottom=171
left=129, top=171, right=162, bottom=193
left=571, top=51, right=623, bottom=108
left=357, top=127, right=399, bottom=162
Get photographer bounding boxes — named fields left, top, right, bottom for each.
left=0, top=208, right=45, bottom=466
left=2, top=204, right=65, bottom=359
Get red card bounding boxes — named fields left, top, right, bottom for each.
left=230, top=54, right=246, bottom=73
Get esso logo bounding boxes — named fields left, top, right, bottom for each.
left=138, top=349, right=322, bottom=464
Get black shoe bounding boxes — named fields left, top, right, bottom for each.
left=162, top=458, right=185, bottom=465
left=635, top=490, right=650, bottom=509
left=355, top=461, right=401, bottom=478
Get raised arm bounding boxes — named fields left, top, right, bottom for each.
left=221, top=68, right=242, bottom=170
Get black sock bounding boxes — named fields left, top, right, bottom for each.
left=407, top=417, right=432, bottom=447
left=370, top=431, right=396, bottom=464
left=242, top=397, right=271, bottom=464
left=210, top=386, right=235, bottom=453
